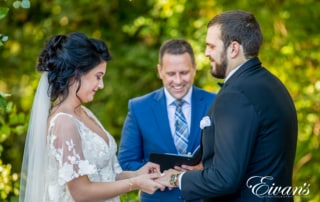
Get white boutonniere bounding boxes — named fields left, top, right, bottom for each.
left=200, top=116, right=211, bottom=129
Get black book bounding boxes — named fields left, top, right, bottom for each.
left=149, top=145, right=201, bottom=172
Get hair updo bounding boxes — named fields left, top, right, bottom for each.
left=37, top=32, right=111, bottom=103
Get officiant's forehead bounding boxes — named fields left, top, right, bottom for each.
left=159, top=39, right=196, bottom=66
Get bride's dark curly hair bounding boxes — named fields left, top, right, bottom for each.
left=37, top=32, right=111, bottom=105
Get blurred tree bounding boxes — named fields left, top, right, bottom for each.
left=0, top=1, right=30, bottom=201
left=0, top=93, right=23, bottom=201
left=0, top=0, right=319, bottom=201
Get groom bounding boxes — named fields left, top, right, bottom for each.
left=157, top=10, right=298, bottom=202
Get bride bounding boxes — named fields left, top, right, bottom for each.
left=19, top=32, right=164, bottom=202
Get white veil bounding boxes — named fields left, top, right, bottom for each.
left=19, top=72, right=50, bottom=202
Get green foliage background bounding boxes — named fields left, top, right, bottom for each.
left=0, top=0, right=319, bottom=201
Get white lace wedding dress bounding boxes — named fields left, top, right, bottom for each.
left=44, top=107, right=122, bottom=202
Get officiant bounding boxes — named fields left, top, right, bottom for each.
left=118, top=39, right=216, bottom=202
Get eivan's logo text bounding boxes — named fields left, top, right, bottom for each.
left=246, top=176, right=310, bottom=198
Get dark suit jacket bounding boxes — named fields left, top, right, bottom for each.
left=181, top=58, right=298, bottom=202
left=118, top=86, right=216, bottom=202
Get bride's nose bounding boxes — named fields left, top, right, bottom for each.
left=98, top=80, right=104, bottom=89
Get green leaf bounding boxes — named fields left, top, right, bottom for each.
left=9, top=114, right=18, bottom=125
left=0, top=95, right=6, bottom=111
left=17, top=113, right=26, bottom=123
left=0, top=7, right=9, bottom=20
left=0, top=125, right=11, bottom=142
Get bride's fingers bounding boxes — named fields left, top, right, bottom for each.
left=148, top=172, right=161, bottom=179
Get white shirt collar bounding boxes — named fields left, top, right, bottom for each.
left=164, top=86, right=193, bottom=106
left=225, top=62, right=244, bottom=82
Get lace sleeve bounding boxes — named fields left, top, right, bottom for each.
left=48, top=114, right=97, bottom=186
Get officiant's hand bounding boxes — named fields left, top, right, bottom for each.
left=174, top=161, right=203, bottom=171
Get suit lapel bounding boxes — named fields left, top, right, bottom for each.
left=188, top=87, right=208, bottom=152
left=224, top=57, right=262, bottom=88
left=151, top=88, right=177, bottom=152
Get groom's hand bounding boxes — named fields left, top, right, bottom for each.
left=156, top=169, right=180, bottom=189
left=174, top=161, right=203, bottom=171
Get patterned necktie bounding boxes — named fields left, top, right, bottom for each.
left=174, top=100, right=189, bottom=154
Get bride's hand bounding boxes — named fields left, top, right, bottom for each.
left=131, top=173, right=165, bottom=194
left=135, top=162, right=161, bottom=176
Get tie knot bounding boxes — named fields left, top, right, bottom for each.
left=174, top=100, right=184, bottom=107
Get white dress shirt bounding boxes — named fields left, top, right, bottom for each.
left=164, top=87, right=192, bottom=138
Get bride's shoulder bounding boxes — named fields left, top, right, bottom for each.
left=50, top=111, right=73, bottom=121
left=48, top=112, right=78, bottom=129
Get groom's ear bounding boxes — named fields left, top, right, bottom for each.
left=228, top=40, right=242, bottom=59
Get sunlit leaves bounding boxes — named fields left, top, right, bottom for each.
left=0, top=7, right=9, bottom=47
left=0, top=93, right=27, bottom=200
left=0, top=0, right=319, bottom=201
left=0, top=160, right=19, bottom=201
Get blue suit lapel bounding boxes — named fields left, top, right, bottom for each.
left=152, top=88, right=177, bottom=152
left=188, top=87, right=209, bottom=152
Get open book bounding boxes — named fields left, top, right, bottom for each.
left=149, top=145, right=201, bottom=172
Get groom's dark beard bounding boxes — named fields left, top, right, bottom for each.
left=210, top=51, right=228, bottom=79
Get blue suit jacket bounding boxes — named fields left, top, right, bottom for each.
left=118, top=86, right=216, bottom=202
left=181, top=58, right=298, bottom=202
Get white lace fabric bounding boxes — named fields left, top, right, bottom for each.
left=45, top=107, right=122, bottom=202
